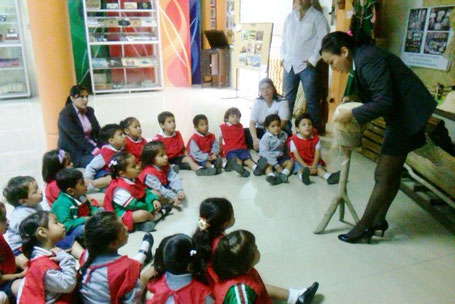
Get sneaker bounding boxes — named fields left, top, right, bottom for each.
left=278, top=172, right=288, bottom=183
left=302, top=167, right=311, bottom=185
left=214, top=158, right=223, bottom=174
left=233, top=162, right=250, bottom=177
left=266, top=175, right=281, bottom=186
left=133, top=220, right=156, bottom=232
left=296, top=282, right=319, bottom=304
left=253, top=157, right=268, bottom=176
left=327, top=171, right=340, bottom=185
left=171, top=164, right=180, bottom=174
left=224, top=157, right=238, bottom=172
left=196, top=167, right=217, bottom=176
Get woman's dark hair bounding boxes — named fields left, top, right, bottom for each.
left=56, top=168, right=84, bottom=192
left=109, top=152, right=134, bottom=178
left=224, top=107, right=242, bottom=122
left=66, top=85, right=88, bottom=105
left=264, top=114, right=281, bottom=129
left=19, top=211, right=50, bottom=259
left=80, top=212, right=123, bottom=275
left=119, top=117, right=139, bottom=130
left=257, top=78, right=281, bottom=101
left=141, top=141, right=165, bottom=167
left=320, top=30, right=374, bottom=55
left=192, top=198, right=234, bottom=263
left=42, top=149, right=71, bottom=183
left=99, top=124, right=123, bottom=144
left=3, top=176, right=36, bottom=207
left=193, top=114, right=208, bottom=128
left=212, top=230, right=256, bottom=281
left=295, top=113, right=314, bottom=127
left=154, top=233, right=207, bottom=284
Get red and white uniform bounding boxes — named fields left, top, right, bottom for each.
left=124, top=136, right=147, bottom=162
left=288, top=132, right=325, bottom=166
left=152, top=131, right=185, bottom=160
left=45, top=180, right=60, bottom=206
left=219, top=123, right=247, bottom=156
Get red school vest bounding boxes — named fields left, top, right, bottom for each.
left=125, top=136, right=147, bottom=162
left=186, top=132, right=216, bottom=156
left=18, top=256, right=75, bottom=304
left=146, top=275, right=212, bottom=304
left=45, top=180, right=60, bottom=207
left=103, top=178, right=146, bottom=213
left=0, top=234, right=16, bottom=275
left=138, top=165, right=169, bottom=187
left=288, top=133, right=325, bottom=166
left=206, top=235, right=223, bottom=287
left=81, top=252, right=141, bottom=304
left=213, top=268, right=271, bottom=304
left=153, top=131, right=185, bottom=160
left=219, top=123, right=246, bottom=155
left=98, top=145, right=118, bottom=171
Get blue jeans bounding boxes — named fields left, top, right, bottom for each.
left=283, top=66, right=320, bottom=127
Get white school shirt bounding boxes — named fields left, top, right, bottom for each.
left=281, top=8, right=329, bottom=74
left=250, top=98, right=290, bottom=129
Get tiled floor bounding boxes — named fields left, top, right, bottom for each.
left=1, top=87, right=454, bottom=303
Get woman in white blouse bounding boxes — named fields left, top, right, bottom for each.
left=245, top=78, right=290, bottom=150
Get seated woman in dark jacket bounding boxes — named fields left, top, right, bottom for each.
left=58, top=85, right=101, bottom=168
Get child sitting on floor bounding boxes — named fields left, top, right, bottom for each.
left=120, top=117, right=147, bottom=162
left=145, top=234, right=213, bottom=303
left=17, top=211, right=77, bottom=304
left=258, top=114, right=294, bottom=186
left=42, top=149, right=73, bottom=206
left=289, top=113, right=340, bottom=185
left=84, top=124, right=125, bottom=189
left=104, top=152, right=162, bottom=232
left=187, top=114, right=222, bottom=175
left=219, top=107, right=262, bottom=177
left=139, top=141, right=185, bottom=206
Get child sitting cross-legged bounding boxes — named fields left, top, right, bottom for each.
left=104, top=152, right=163, bottom=233
left=289, top=113, right=340, bottom=185
left=257, top=114, right=294, bottom=186
left=42, top=149, right=73, bottom=206
left=120, top=117, right=147, bottom=162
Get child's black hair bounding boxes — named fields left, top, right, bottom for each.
left=264, top=114, right=281, bottom=129
left=66, top=85, right=89, bottom=105
left=141, top=141, right=165, bottom=167
left=119, top=117, right=139, bottom=130
left=19, top=211, right=51, bottom=259
left=3, top=176, right=36, bottom=207
left=193, top=114, right=208, bottom=128
left=212, top=230, right=256, bottom=281
left=154, top=233, right=207, bottom=284
left=80, top=212, right=124, bottom=275
left=192, top=198, right=234, bottom=263
left=295, top=113, right=314, bottom=128
left=56, top=168, right=84, bottom=193
left=224, top=107, right=241, bottom=122
left=99, top=124, right=123, bottom=144
left=158, top=111, right=175, bottom=125
left=0, top=202, right=6, bottom=223
left=42, top=149, right=71, bottom=183
left=108, top=152, right=134, bottom=179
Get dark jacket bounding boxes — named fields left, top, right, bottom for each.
left=57, top=103, right=101, bottom=161
left=351, top=45, right=436, bottom=134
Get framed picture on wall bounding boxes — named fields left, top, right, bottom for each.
left=210, top=19, right=216, bottom=29
left=210, top=8, right=216, bottom=19
left=210, top=0, right=216, bottom=7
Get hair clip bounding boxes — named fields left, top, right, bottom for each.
left=189, top=249, right=197, bottom=256
left=346, top=30, right=353, bottom=37
left=57, top=149, right=66, bottom=164
left=198, top=217, right=210, bottom=231
left=109, top=160, right=118, bottom=168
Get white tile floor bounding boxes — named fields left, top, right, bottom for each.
left=1, top=87, right=454, bottom=304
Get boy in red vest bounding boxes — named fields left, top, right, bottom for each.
left=84, top=124, right=125, bottom=189
left=153, top=111, right=215, bottom=175
left=289, top=113, right=340, bottom=185
left=187, top=114, right=222, bottom=175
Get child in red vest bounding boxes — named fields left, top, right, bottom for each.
left=42, top=149, right=73, bottom=206
left=79, top=212, right=156, bottom=304
left=193, top=198, right=318, bottom=304
left=17, top=211, right=77, bottom=304
left=120, top=117, right=147, bottom=162
left=104, top=152, right=162, bottom=232
left=219, top=108, right=264, bottom=178
left=84, top=124, right=125, bottom=190
left=186, top=114, right=222, bottom=175
left=0, top=202, right=26, bottom=304
left=289, top=114, right=340, bottom=185
left=145, top=233, right=213, bottom=303
left=139, top=141, right=185, bottom=206
left=153, top=111, right=211, bottom=175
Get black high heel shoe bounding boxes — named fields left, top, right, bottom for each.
left=338, top=228, right=375, bottom=244
left=372, top=220, right=389, bottom=237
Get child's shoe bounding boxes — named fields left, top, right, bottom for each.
left=214, top=158, right=223, bottom=174
left=327, top=171, right=340, bottom=185
left=196, top=167, right=217, bottom=176
left=154, top=204, right=173, bottom=223
left=301, top=167, right=311, bottom=185
left=253, top=157, right=268, bottom=176
left=134, top=220, right=156, bottom=232
left=140, top=233, right=154, bottom=265
left=266, top=174, right=282, bottom=185
left=278, top=172, right=288, bottom=183
left=233, top=162, right=250, bottom=177
left=296, top=282, right=319, bottom=304
left=171, top=164, right=180, bottom=174
left=224, top=157, right=238, bottom=172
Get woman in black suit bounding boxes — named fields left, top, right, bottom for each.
left=320, top=32, right=436, bottom=243
left=58, top=85, right=101, bottom=168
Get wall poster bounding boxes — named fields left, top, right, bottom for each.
left=401, top=6, right=454, bottom=71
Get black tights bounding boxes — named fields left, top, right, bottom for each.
left=347, top=154, right=407, bottom=237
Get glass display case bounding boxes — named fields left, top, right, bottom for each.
left=0, top=0, right=30, bottom=99
left=83, top=0, right=163, bottom=94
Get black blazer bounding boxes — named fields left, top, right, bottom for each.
left=57, top=103, right=101, bottom=158
left=351, top=45, right=436, bottom=134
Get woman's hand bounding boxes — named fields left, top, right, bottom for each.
left=253, top=138, right=259, bottom=151
left=334, top=108, right=353, bottom=124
